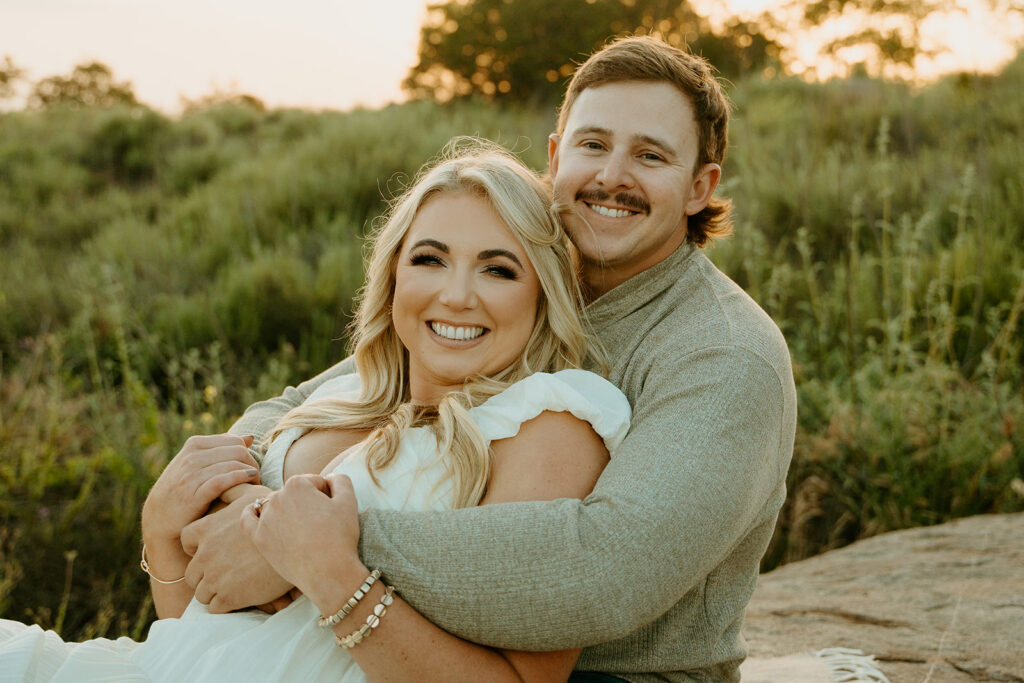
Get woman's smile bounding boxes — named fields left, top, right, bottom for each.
left=427, top=321, right=487, bottom=343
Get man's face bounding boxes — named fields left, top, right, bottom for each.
left=549, top=80, right=720, bottom=296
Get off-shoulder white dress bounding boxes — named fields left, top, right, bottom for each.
left=0, top=370, right=631, bottom=682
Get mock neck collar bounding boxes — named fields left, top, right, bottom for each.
left=585, top=243, right=699, bottom=324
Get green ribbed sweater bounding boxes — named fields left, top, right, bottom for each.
left=231, top=244, right=797, bottom=682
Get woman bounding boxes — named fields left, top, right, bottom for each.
left=0, top=140, right=630, bottom=682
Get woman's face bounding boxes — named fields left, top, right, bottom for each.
left=392, top=191, right=541, bottom=405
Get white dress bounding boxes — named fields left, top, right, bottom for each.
left=0, top=369, right=631, bottom=682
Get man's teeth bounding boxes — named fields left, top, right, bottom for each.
left=589, top=203, right=634, bottom=218
left=431, top=323, right=485, bottom=341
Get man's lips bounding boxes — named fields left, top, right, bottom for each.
left=576, top=189, right=650, bottom=215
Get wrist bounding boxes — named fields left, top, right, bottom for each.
left=141, top=540, right=189, bottom=583
left=302, top=555, right=370, bottom=616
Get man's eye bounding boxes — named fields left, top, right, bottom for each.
left=410, top=253, right=443, bottom=266
left=641, top=152, right=664, bottom=162
left=485, top=265, right=517, bottom=280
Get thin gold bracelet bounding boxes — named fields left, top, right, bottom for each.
left=140, top=544, right=186, bottom=585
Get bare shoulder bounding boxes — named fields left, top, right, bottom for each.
left=482, top=410, right=610, bottom=505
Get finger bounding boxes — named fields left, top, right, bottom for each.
left=191, top=443, right=260, bottom=470
left=194, top=581, right=214, bottom=606
left=240, top=503, right=260, bottom=540
left=255, top=602, right=278, bottom=615
left=282, top=473, right=326, bottom=494
left=185, top=560, right=204, bottom=594
left=180, top=433, right=252, bottom=455
left=180, top=519, right=203, bottom=556
left=325, top=473, right=354, bottom=498
left=209, top=595, right=233, bottom=614
left=194, top=467, right=261, bottom=504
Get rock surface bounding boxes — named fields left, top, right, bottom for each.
left=743, top=513, right=1024, bottom=682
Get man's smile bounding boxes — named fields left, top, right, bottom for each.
left=576, top=189, right=650, bottom=218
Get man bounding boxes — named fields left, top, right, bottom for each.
left=177, top=36, right=796, bottom=681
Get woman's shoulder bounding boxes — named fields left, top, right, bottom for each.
left=305, top=372, right=361, bottom=403
left=470, top=369, right=631, bottom=454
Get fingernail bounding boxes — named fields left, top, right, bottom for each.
left=245, top=468, right=259, bottom=477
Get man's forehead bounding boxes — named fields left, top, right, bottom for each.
left=561, top=82, right=696, bottom=147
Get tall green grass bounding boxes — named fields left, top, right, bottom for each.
left=1, top=56, right=1022, bottom=639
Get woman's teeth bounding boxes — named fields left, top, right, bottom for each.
left=430, top=323, right=485, bottom=340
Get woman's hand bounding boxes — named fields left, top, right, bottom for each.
left=142, top=433, right=261, bottom=546
left=240, top=473, right=364, bottom=603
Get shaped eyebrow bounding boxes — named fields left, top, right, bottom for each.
left=410, top=239, right=448, bottom=252
left=410, top=240, right=523, bottom=268
left=479, top=249, right=523, bottom=268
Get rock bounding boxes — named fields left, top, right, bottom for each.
left=743, top=513, right=1024, bottom=681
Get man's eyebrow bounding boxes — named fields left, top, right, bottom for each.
left=410, top=239, right=448, bottom=252
left=479, top=249, right=523, bottom=268
left=569, top=125, right=613, bottom=139
left=634, top=134, right=678, bottom=157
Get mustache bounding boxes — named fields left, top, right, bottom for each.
left=575, top=189, right=650, bottom=214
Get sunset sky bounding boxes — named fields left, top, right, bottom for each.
left=2, top=0, right=1022, bottom=113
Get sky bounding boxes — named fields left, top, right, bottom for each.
left=2, top=0, right=1022, bottom=114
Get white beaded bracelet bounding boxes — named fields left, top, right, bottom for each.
left=335, top=585, right=395, bottom=649
left=317, top=569, right=382, bottom=628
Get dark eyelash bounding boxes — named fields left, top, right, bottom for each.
left=410, top=253, right=442, bottom=266
left=486, top=265, right=518, bottom=280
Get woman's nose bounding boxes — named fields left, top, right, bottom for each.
left=438, top=270, right=478, bottom=309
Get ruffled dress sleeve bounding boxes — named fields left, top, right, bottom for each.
left=469, top=369, right=631, bottom=453
left=259, top=373, right=362, bottom=490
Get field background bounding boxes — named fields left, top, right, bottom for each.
left=1, top=53, right=1023, bottom=641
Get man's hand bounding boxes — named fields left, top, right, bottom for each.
left=181, top=491, right=294, bottom=613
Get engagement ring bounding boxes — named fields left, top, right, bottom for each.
left=252, top=497, right=267, bottom=517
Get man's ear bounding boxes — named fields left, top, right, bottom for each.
left=685, top=163, right=722, bottom=216
left=548, top=133, right=560, bottom=178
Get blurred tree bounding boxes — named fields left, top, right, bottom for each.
left=30, top=61, right=138, bottom=109
left=403, top=0, right=779, bottom=104
left=776, top=0, right=1024, bottom=79
left=1, top=55, right=27, bottom=102
left=181, top=88, right=266, bottom=112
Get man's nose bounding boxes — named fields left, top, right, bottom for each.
left=438, top=270, right=478, bottom=309
left=596, top=150, right=634, bottom=189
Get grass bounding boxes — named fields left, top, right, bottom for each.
left=1, top=55, right=1022, bottom=640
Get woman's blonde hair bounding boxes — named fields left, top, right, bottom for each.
left=273, top=138, right=598, bottom=507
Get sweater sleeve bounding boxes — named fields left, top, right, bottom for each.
left=229, top=356, right=356, bottom=463
left=357, top=345, right=795, bottom=650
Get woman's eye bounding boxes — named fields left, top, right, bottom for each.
left=485, top=265, right=517, bottom=280
left=582, top=141, right=604, bottom=151
left=410, top=253, right=443, bottom=266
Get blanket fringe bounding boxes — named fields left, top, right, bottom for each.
left=814, top=648, right=890, bottom=683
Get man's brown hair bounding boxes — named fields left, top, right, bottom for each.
left=556, top=36, right=732, bottom=246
